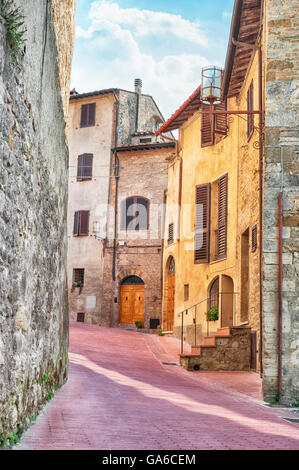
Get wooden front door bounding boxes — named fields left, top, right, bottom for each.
left=167, top=273, right=175, bottom=331
left=120, top=284, right=145, bottom=325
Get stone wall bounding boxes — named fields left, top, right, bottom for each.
left=0, top=0, right=74, bottom=440
left=263, top=0, right=299, bottom=403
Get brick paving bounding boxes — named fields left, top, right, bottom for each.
left=15, top=323, right=299, bottom=450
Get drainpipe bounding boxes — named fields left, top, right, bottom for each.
left=258, top=37, right=264, bottom=377
left=278, top=191, right=283, bottom=400
left=112, top=91, right=120, bottom=327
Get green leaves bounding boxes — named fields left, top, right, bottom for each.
left=0, top=0, right=27, bottom=66
left=206, top=307, right=219, bottom=322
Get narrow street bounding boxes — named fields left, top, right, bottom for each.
left=16, top=323, right=299, bottom=451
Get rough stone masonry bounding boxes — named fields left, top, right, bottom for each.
left=263, top=0, right=299, bottom=404
left=0, top=0, right=75, bottom=439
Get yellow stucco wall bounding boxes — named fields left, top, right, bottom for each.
left=163, top=50, right=262, bottom=363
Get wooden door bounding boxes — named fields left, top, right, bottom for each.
left=120, top=284, right=144, bottom=325
left=167, top=273, right=175, bottom=331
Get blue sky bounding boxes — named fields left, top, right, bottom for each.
left=72, top=0, right=235, bottom=119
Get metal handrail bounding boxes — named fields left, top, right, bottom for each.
left=178, top=292, right=240, bottom=355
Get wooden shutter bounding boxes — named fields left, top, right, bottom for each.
left=252, top=224, right=257, bottom=252
left=80, top=104, right=88, bottom=127
left=217, top=174, right=228, bottom=260
left=201, top=104, right=214, bottom=147
left=80, top=103, right=96, bottom=127
left=194, top=183, right=210, bottom=263
left=137, top=197, right=149, bottom=230
left=88, top=103, right=96, bottom=126
left=247, top=81, right=254, bottom=140
left=79, top=211, right=89, bottom=235
left=73, top=211, right=80, bottom=236
left=214, top=100, right=228, bottom=135
left=79, top=153, right=93, bottom=180
left=77, top=155, right=84, bottom=180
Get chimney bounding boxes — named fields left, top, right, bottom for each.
left=134, top=78, right=142, bottom=95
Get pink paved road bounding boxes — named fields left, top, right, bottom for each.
left=16, top=323, right=299, bottom=450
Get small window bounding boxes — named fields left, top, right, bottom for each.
left=77, top=312, right=85, bottom=323
left=252, top=224, right=257, bottom=253
left=73, top=269, right=84, bottom=286
left=80, top=103, right=96, bottom=128
left=247, top=81, right=254, bottom=140
left=77, top=154, right=93, bottom=181
left=122, top=197, right=149, bottom=231
left=139, top=137, right=152, bottom=144
left=73, top=211, right=90, bottom=236
left=184, top=284, right=189, bottom=302
left=168, top=223, right=174, bottom=245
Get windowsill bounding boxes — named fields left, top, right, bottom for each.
left=77, top=178, right=92, bottom=182
left=210, top=257, right=227, bottom=265
left=239, top=321, right=249, bottom=326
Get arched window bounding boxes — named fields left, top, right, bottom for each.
left=121, top=276, right=144, bottom=285
left=209, top=277, right=219, bottom=309
left=168, top=257, right=175, bottom=274
left=121, top=197, right=149, bottom=231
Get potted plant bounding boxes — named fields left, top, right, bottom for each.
left=135, top=321, right=143, bottom=329
left=206, top=307, right=219, bottom=322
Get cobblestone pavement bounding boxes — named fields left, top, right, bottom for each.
left=16, top=323, right=299, bottom=450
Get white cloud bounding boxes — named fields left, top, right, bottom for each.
left=88, top=1, right=207, bottom=45
left=71, top=1, right=213, bottom=119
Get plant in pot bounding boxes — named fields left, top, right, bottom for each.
left=135, top=321, right=143, bottom=329
left=206, top=307, right=219, bottom=322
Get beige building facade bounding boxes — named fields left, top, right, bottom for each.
left=67, top=81, right=174, bottom=328
left=157, top=0, right=299, bottom=403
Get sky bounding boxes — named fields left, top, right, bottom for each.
left=71, top=0, right=235, bottom=120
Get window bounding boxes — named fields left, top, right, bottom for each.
left=73, top=211, right=90, bottom=236
left=198, top=174, right=228, bottom=264
left=77, top=154, right=93, bottom=181
left=247, top=81, right=254, bottom=140
left=80, top=103, right=96, bottom=128
left=184, top=284, right=189, bottom=302
left=194, top=183, right=211, bottom=263
left=77, top=312, right=85, bottom=323
left=201, top=101, right=227, bottom=147
left=73, top=269, right=84, bottom=286
left=122, top=197, right=149, bottom=231
left=168, top=223, right=174, bottom=245
left=252, top=224, right=257, bottom=253
left=139, top=138, right=152, bottom=144
left=217, top=174, right=228, bottom=260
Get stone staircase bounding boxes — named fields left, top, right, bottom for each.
left=180, top=326, right=252, bottom=372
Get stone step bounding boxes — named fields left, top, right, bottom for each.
left=203, top=336, right=216, bottom=347
left=217, top=327, right=231, bottom=337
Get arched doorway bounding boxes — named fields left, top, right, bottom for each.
left=167, top=257, right=175, bottom=331
left=221, top=275, right=234, bottom=327
left=120, top=276, right=145, bottom=325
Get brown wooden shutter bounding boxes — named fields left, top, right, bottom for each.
left=201, top=104, right=214, bottom=147
left=214, top=100, right=228, bottom=135
left=88, top=103, right=96, bottom=126
left=83, top=153, right=93, bottom=180
left=80, top=104, right=88, bottom=127
left=247, top=81, right=254, bottom=140
left=73, top=211, right=80, bottom=236
left=217, top=174, right=228, bottom=260
left=79, top=211, right=90, bottom=235
left=80, top=103, right=96, bottom=127
left=252, top=224, right=257, bottom=252
left=77, top=155, right=84, bottom=180
left=194, top=183, right=210, bottom=263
